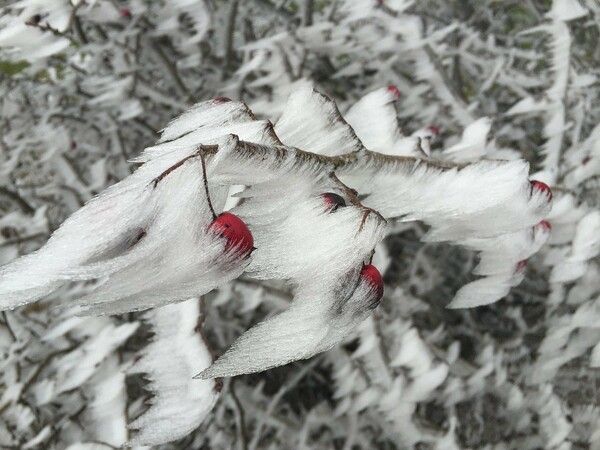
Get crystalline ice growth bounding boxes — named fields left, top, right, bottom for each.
left=128, top=299, right=218, bottom=446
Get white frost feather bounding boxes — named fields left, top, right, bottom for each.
left=128, top=299, right=218, bottom=446
left=344, top=87, right=422, bottom=157
left=275, top=86, right=364, bottom=155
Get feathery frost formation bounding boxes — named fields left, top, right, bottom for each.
left=0, top=0, right=598, bottom=448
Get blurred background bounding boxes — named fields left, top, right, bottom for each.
left=0, top=1, right=599, bottom=449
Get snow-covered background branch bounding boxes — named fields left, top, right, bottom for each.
left=0, top=0, right=599, bottom=449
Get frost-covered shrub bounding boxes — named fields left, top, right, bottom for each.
left=0, top=0, right=598, bottom=449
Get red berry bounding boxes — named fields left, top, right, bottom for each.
left=530, top=180, right=553, bottom=201
left=537, top=220, right=552, bottom=232
left=427, top=125, right=440, bottom=136
left=208, top=212, right=254, bottom=256
left=214, top=96, right=232, bottom=104
left=321, top=192, right=346, bottom=212
left=29, top=14, right=42, bottom=25
left=360, top=264, right=384, bottom=301
left=516, top=259, right=528, bottom=271
left=387, top=85, right=401, bottom=100
left=119, top=8, right=131, bottom=18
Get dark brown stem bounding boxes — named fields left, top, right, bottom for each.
left=199, top=147, right=218, bottom=220
left=229, top=378, right=249, bottom=450
left=223, top=0, right=240, bottom=74
left=0, top=187, right=35, bottom=214
left=302, top=0, right=314, bottom=26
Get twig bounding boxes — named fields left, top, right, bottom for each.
left=229, top=378, right=249, bottom=450
left=0, top=187, right=35, bottom=214
left=199, top=147, right=218, bottom=220
left=1, top=312, right=17, bottom=342
left=302, top=0, right=314, bottom=27
left=145, top=38, right=189, bottom=97
left=73, top=16, right=88, bottom=45
left=223, top=0, right=240, bottom=75
left=235, top=277, right=294, bottom=301
left=249, top=357, right=321, bottom=450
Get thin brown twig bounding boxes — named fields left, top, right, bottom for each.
left=223, top=0, right=240, bottom=75
left=0, top=187, right=35, bottom=214
left=229, top=378, right=249, bottom=450
left=199, top=147, right=218, bottom=220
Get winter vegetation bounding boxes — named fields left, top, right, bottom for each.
left=0, top=0, right=599, bottom=449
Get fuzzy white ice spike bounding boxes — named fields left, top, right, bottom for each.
left=551, top=211, right=600, bottom=283
left=446, top=221, right=550, bottom=308
left=344, top=86, right=422, bottom=157
left=196, top=278, right=382, bottom=379
left=547, top=0, right=588, bottom=21
left=468, top=220, right=551, bottom=277
left=340, top=157, right=551, bottom=307
left=197, top=181, right=386, bottom=378
left=341, top=158, right=551, bottom=240
left=443, top=117, right=493, bottom=162
left=236, top=174, right=386, bottom=283
left=53, top=321, right=139, bottom=394
left=158, top=98, right=255, bottom=143
left=275, top=86, right=365, bottom=156
left=138, top=120, right=281, bottom=163
left=128, top=299, right=219, bottom=446
left=0, top=140, right=247, bottom=313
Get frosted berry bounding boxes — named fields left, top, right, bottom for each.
left=360, top=264, right=384, bottom=301
left=214, top=96, right=232, bottom=104
left=119, top=8, right=132, bottom=18
left=537, top=220, right=552, bottom=232
left=387, top=85, right=401, bottom=100
left=530, top=180, right=553, bottom=201
left=427, top=125, right=440, bottom=136
left=321, top=192, right=346, bottom=212
left=516, top=259, right=528, bottom=271
left=29, top=14, right=42, bottom=25
left=208, top=212, right=254, bottom=256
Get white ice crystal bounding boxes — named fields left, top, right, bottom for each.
left=0, top=139, right=250, bottom=314
left=197, top=278, right=384, bottom=379
left=551, top=211, right=600, bottom=283
left=128, top=298, right=219, bottom=446
left=275, top=86, right=364, bottom=156
left=344, top=87, right=422, bottom=157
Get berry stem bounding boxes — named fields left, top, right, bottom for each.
left=198, top=147, right=218, bottom=221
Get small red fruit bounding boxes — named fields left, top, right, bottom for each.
left=427, top=125, right=440, bottom=136
left=29, top=14, right=42, bottom=25
left=208, top=212, right=254, bottom=256
left=537, top=220, right=552, bottom=232
left=360, top=264, right=384, bottom=301
left=530, top=180, right=553, bottom=201
left=214, top=96, right=232, bottom=104
left=387, top=85, right=401, bottom=100
left=119, top=8, right=132, bottom=18
left=321, top=192, right=346, bottom=212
